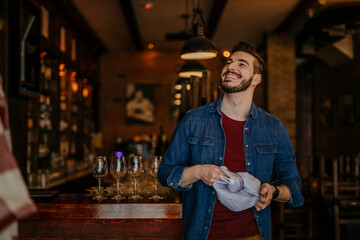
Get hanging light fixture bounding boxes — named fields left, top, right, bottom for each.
left=180, top=0, right=217, bottom=60
left=178, top=61, right=205, bottom=78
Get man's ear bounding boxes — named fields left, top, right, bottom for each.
left=252, top=74, right=262, bottom=86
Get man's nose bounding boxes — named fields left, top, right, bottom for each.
left=227, top=62, right=236, bottom=71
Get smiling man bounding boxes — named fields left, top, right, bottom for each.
left=158, top=41, right=304, bottom=240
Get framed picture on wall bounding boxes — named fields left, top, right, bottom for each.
left=338, top=93, right=355, bottom=126
left=319, top=98, right=333, bottom=128
left=125, top=83, right=155, bottom=124
left=19, top=0, right=41, bottom=97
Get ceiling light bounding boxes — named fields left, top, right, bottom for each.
left=223, top=50, right=230, bottom=58
left=178, top=61, right=205, bottom=78
left=180, top=1, right=217, bottom=60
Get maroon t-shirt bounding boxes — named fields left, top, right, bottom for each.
left=207, top=113, right=259, bottom=240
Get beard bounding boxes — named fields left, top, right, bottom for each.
left=221, top=73, right=253, bottom=93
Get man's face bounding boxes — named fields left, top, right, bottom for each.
left=220, top=51, right=256, bottom=93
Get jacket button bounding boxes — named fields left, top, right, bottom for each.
left=219, top=157, right=223, bottom=160
left=170, top=182, right=173, bottom=186
left=205, top=226, right=208, bottom=230
left=208, top=209, right=211, bottom=212
left=256, top=216, right=259, bottom=219
left=247, top=162, right=251, bottom=166
left=245, top=127, right=248, bottom=130
left=246, top=145, right=249, bottom=147
left=212, top=191, right=216, bottom=195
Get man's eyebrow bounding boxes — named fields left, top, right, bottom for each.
left=237, top=59, right=249, bottom=65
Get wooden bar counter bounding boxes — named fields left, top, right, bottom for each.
left=19, top=192, right=183, bottom=239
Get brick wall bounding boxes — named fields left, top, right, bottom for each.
left=266, top=35, right=297, bottom=147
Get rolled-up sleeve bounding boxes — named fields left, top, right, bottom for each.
left=158, top=114, right=193, bottom=192
left=272, top=122, right=305, bottom=208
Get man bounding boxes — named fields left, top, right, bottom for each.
left=158, top=41, right=304, bottom=240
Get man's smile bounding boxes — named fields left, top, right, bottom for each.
left=223, top=72, right=242, bottom=81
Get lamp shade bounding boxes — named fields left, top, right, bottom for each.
left=180, top=36, right=218, bottom=60
left=178, top=61, right=205, bottom=78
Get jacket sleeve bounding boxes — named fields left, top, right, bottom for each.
left=158, top=114, right=193, bottom=192
left=271, top=122, right=305, bottom=208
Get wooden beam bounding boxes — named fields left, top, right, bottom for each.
left=275, top=0, right=318, bottom=34
left=118, top=0, right=144, bottom=51
left=206, top=0, right=228, bottom=39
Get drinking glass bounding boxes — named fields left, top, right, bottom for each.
left=128, top=155, right=143, bottom=200
left=110, top=155, right=127, bottom=202
left=92, top=155, right=108, bottom=202
left=148, top=156, right=163, bottom=200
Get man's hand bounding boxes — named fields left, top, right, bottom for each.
left=198, top=164, right=224, bottom=186
left=181, top=164, right=223, bottom=187
left=255, top=183, right=275, bottom=211
left=255, top=184, right=291, bottom=211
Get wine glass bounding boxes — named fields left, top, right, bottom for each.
left=148, top=156, right=163, bottom=200
left=110, top=155, right=127, bottom=202
left=128, top=155, right=143, bottom=200
left=92, top=156, right=108, bottom=202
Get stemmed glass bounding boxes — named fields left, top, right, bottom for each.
left=128, top=155, right=143, bottom=200
left=148, top=156, right=163, bottom=200
left=110, top=154, right=127, bottom=202
left=92, top=156, right=108, bottom=202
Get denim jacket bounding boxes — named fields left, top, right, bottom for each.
left=158, top=96, right=305, bottom=240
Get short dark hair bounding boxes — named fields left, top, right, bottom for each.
left=231, top=41, right=265, bottom=75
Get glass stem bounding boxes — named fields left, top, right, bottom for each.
left=134, top=177, right=137, bottom=196
left=98, top=178, right=102, bottom=197
left=116, top=178, right=120, bottom=197
left=155, top=179, right=158, bottom=195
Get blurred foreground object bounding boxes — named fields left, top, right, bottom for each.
left=0, top=74, right=36, bottom=239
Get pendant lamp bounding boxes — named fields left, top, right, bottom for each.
left=180, top=1, right=217, bottom=60
left=178, top=61, right=205, bottom=78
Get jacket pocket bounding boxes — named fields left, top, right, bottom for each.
left=188, top=136, right=215, bottom=146
left=187, top=136, right=215, bottom=164
left=256, top=144, right=278, bottom=175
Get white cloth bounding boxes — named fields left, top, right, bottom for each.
left=213, top=166, right=261, bottom=212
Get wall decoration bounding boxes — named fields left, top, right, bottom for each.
left=125, top=83, right=155, bottom=124
left=319, top=98, right=333, bottom=128
left=338, top=93, right=355, bottom=126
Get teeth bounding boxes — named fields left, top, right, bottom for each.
left=226, top=74, right=239, bottom=80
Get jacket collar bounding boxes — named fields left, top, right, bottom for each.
left=210, top=95, right=258, bottom=119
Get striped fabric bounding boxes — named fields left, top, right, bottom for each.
left=0, top=74, right=36, bottom=239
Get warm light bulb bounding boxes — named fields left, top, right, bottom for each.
left=223, top=50, right=230, bottom=58
left=71, top=81, right=79, bottom=92
left=174, top=84, right=182, bottom=90
left=186, top=84, right=191, bottom=91
left=70, top=72, right=77, bottom=81
left=174, top=93, right=181, bottom=99
left=59, top=64, right=65, bottom=71
left=174, top=99, right=181, bottom=105
left=82, top=87, right=89, bottom=98
left=148, top=43, right=154, bottom=50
